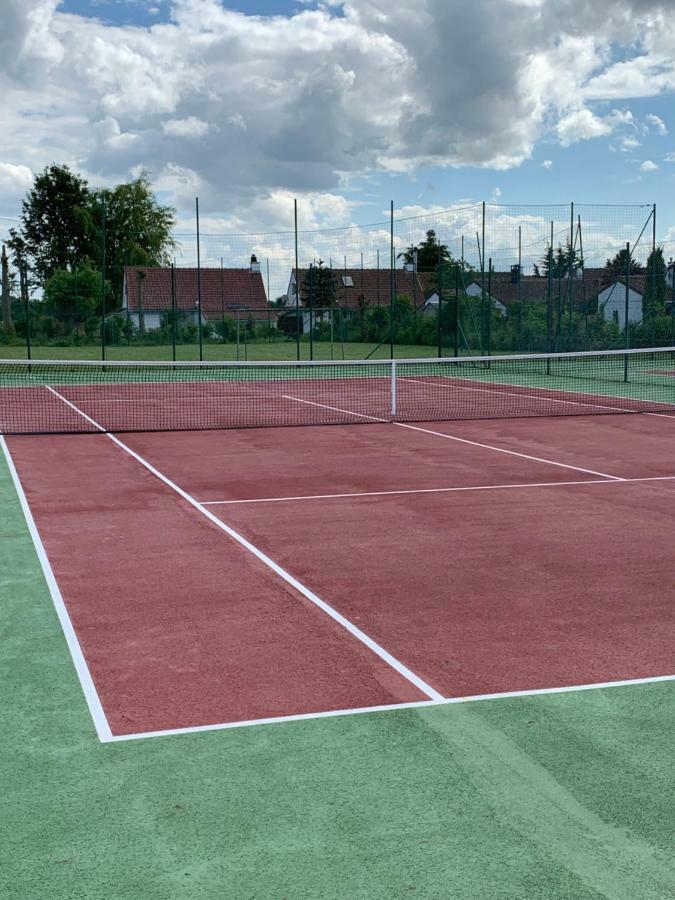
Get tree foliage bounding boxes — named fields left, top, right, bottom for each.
left=43, top=265, right=112, bottom=334
left=8, top=165, right=95, bottom=283
left=539, top=241, right=583, bottom=279
left=8, top=166, right=175, bottom=317
left=95, top=173, right=175, bottom=306
left=301, top=260, right=337, bottom=308
left=642, top=247, right=667, bottom=320
left=605, top=248, right=641, bottom=276
left=399, top=230, right=453, bottom=271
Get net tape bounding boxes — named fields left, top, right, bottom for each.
left=1, top=347, right=674, bottom=435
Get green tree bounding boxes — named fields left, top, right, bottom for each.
left=1, top=244, right=13, bottom=335
left=540, top=240, right=583, bottom=278
left=399, top=230, right=453, bottom=271
left=43, top=265, right=111, bottom=335
left=642, top=246, right=667, bottom=320
left=94, top=173, right=175, bottom=308
left=8, top=165, right=95, bottom=284
left=605, top=248, right=641, bottom=276
left=301, top=260, right=337, bottom=309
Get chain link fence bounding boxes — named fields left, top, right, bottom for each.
left=2, top=202, right=674, bottom=361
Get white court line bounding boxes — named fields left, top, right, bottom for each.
left=108, top=673, right=675, bottom=742
left=282, top=394, right=624, bottom=480
left=0, top=435, right=113, bottom=743
left=44, top=386, right=445, bottom=717
left=401, top=375, right=675, bottom=421
left=281, top=394, right=388, bottom=424
left=400, top=376, right=639, bottom=414
left=200, top=474, right=675, bottom=506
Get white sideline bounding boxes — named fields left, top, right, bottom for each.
left=0, top=435, right=113, bottom=743
left=44, top=386, right=445, bottom=711
left=282, top=394, right=623, bottom=480
left=108, top=673, right=675, bottom=743
left=199, top=474, right=675, bottom=506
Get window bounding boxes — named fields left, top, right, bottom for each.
left=612, top=310, right=619, bottom=324
left=342, top=275, right=354, bottom=287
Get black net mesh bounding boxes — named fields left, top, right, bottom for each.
left=2, top=348, right=675, bottom=434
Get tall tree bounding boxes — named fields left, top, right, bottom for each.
left=642, top=246, right=667, bottom=320
left=540, top=240, right=583, bottom=279
left=8, top=165, right=95, bottom=283
left=43, top=265, right=111, bottom=335
left=301, top=260, right=337, bottom=308
left=1, top=245, right=13, bottom=334
left=399, top=230, right=453, bottom=271
left=605, top=248, right=641, bottom=276
left=94, top=174, right=175, bottom=307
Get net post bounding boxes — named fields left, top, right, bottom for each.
left=390, top=358, right=397, bottom=419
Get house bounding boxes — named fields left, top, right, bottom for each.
left=596, top=280, right=644, bottom=328
left=472, top=267, right=666, bottom=326
left=286, top=267, right=437, bottom=313
left=122, top=256, right=268, bottom=330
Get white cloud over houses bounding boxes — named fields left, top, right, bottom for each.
left=1, top=0, right=675, bottom=221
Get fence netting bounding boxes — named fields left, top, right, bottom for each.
left=2, top=202, right=675, bottom=361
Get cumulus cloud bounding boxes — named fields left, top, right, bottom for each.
left=541, top=160, right=553, bottom=169
left=1, top=0, right=675, bottom=218
left=640, top=159, right=659, bottom=171
left=163, top=117, right=210, bottom=139
left=646, top=113, right=668, bottom=135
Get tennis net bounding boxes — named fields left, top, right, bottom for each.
left=1, top=348, right=674, bottom=435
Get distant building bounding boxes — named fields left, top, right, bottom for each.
left=287, top=267, right=437, bottom=312
left=122, top=256, right=268, bottom=330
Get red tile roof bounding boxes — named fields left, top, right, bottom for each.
left=292, top=268, right=437, bottom=310
left=124, top=267, right=268, bottom=318
left=472, top=268, right=652, bottom=304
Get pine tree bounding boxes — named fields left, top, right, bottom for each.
left=301, top=260, right=337, bottom=308
left=642, top=247, right=667, bottom=320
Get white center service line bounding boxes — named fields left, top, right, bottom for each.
left=44, top=386, right=445, bottom=707
left=281, top=394, right=624, bottom=481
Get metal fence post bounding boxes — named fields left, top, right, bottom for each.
left=195, top=197, right=203, bottom=361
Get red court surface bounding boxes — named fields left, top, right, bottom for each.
left=6, top=413, right=675, bottom=738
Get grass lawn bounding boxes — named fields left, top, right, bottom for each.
left=0, top=340, right=450, bottom=362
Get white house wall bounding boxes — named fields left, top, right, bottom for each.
left=598, top=285, right=643, bottom=328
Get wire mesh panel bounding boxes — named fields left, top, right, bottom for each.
left=4, top=200, right=674, bottom=362
left=2, top=347, right=674, bottom=434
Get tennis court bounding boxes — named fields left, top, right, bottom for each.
left=2, top=349, right=674, bottom=897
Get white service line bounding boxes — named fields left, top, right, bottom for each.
left=0, top=435, right=113, bottom=743
left=399, top=376, right=638, bottom=414
left=281, top=394, right=388, bottom=423
left=199, top=474, right=675, bottom=506
left=394, top=422, right=624, bottom=480
left=281, top=393, right=624, bottom=480
left=401, top=375, right=675, bottom=420
left=44, top=385, right=445, bottom=710
left=108, top=672, right=675, bottom=742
